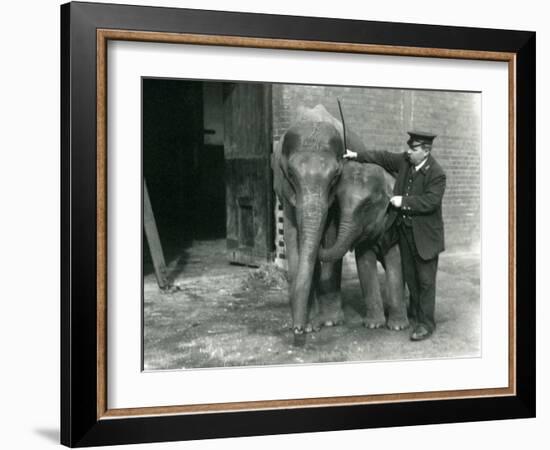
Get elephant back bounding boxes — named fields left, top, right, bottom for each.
left=294, top=104, right=367, bottom=155
left=282, top=121, right=344, bottom=158
left=341, top=161, right=389, bottom=198
left=295, top=104, right=342, bottom=131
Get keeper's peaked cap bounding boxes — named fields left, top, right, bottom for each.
left=407, top=130, right=437, bottom=145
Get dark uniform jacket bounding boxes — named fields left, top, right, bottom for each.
left=356, top=150, right=446, bottom=260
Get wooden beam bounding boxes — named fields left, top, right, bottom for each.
left=143, top=179, right=170, bottom=289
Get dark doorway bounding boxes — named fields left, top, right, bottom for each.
left=142, top=79, right=273, bottom=278
left=142, top=79, right=226, bottom=274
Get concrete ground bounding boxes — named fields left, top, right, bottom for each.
left=143, top=239, right=480, bottom=370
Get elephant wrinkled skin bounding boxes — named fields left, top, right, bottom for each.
left=273, top=104, right=408, bottom=346
left=319, top=161, right=409, bottom=331
left=272, top=105, right=354, bottom=346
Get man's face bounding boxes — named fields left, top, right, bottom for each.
left=406, top=140, right=430, bottom=166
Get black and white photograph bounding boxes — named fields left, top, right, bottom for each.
left=142, top=80, right=481, bottom=370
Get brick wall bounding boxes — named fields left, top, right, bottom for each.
left=272, top=84, right=481, bottom=252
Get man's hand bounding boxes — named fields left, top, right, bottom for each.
left=343, top=149, right=358, bottom=160
left=390, top=196, right=403, bottom=208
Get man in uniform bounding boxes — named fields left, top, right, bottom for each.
left=344, top=131, right=446, bottom=341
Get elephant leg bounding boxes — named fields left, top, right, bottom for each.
left=283, top=201, right=299, bottom=291
left=355, top=242, right=385, bottom=329
left=283, top=201, right=301, bottom=332
left=382, top=244, right=409, bottom=331
left=283, top=200, right=319, bottom=344
left=305, top=260, right=322, bottom=332
left=315, top=209, right=345, bottom=328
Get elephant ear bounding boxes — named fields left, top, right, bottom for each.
left=280, top=159, right=297, bottom=206
left=327, top=161, right=343, bottom=205
left=271, top=140, right=283, bottom=199
left=272, top=136, right=297, bottom=206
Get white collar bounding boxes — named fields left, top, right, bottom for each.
left=415, top=158, right=429, bottom=172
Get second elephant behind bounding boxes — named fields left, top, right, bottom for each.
left=320, top=161, right=409, bottom=330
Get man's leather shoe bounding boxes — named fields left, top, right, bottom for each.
left=410, top=324, right=432, bottom=341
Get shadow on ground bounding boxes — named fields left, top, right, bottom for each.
left=143, top=239, right=480, bottom=370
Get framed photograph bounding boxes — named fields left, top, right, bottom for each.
left=61, top=1, right=535, bottom=447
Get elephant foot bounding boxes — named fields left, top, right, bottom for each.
left=305, top=322, right=322, bottom=333
left=386, top=315, right=410, bottom=331
left=288, top=322, right=320, bottom=333
left=316, top=294, right=346, bottom=328
left=309, top=309, right=345, bottom=329
left=293, top=327, right=307, bottom=347
left=321, top=310, right=345, bottom=327
left=363, top=313, right=386, bottom=330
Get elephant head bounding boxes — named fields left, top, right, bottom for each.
left=319, top=162, right=392, bottom=262
left=274, top=119, right=344, bottom=345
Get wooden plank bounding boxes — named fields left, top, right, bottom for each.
left=225, top=159, right=273, bottom=266
left=224, top=83, right=274, bottom=266
left=143, top=179, right=170, bottom=289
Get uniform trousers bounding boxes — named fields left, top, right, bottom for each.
left=398, top=224, right=438, bottom=332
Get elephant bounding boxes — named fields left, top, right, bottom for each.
left=272, top=104, right=369, bottom=346
left=318, top=161, right=409, bottom=331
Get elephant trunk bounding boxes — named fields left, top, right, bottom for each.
left=318, top=215, right=359, bottom=262
left=291, top=194, right=328, bottom=346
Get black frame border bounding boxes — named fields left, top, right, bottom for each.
left=61, top=1, right=535, bottom=447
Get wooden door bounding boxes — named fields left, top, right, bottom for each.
left=223, top=83, right=273, bottom=266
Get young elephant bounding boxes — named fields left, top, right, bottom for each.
left=319, top=161, right=409, bottom=331
left=272, top=105, right=370, bottom=346
left=272, top=119, right=343, bottom=346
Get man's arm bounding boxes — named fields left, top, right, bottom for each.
left=351, top=150, right=404, bottom=175
left=401, top=173, right=446, bottom=214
